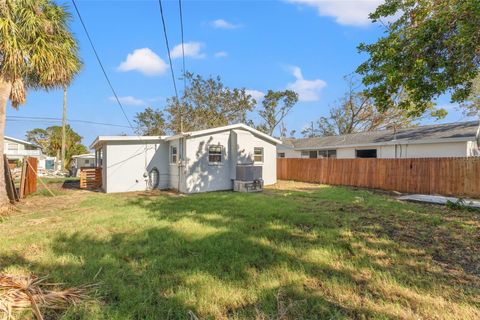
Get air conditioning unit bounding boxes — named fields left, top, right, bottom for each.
left=234, top=165, right=263, bottom=192
left=236, top=165, right=262, bottom=181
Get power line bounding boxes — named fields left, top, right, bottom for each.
left=178, top=0, right=186, bottom=91
left=6, top=116, right=131, bottom=128
left=158, top=0, right=183, bottom=132
left=158, top=0, right=180, bottom=102
left=71, top=0, right=134, bottom=131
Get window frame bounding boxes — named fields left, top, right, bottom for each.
left=355, top=149, right=377, bottom=158
left=318, top=149, right=337, bottom=158
left=278, top=152, right=285, bottom=158
left=170, top=146, right=178, bottom=164
left=254, top=147, right=264, bottom=163
left=208, top=145, right=223, bottom=165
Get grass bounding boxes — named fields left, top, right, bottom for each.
left=0, top=181, right=479, bottom=319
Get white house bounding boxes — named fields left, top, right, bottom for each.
left=90, top=124, right=281, bottom=193
left=278, top=121, right=480, bottom=159
left=3, top=136, right=56, bottom=170
left=70, top=153, right=95, bottom=176
left=4, top=136, right=42, bottom=160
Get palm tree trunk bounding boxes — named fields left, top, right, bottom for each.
left=0, top=77, right=12, bottom=207
left=61, top=85, right=67, bottom=172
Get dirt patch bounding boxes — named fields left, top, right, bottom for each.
left=267, top=180, right=328, bottom=192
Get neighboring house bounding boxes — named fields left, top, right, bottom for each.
left=278, top=121, right=480, bottom=159
left=70, top=153, right=95, bottom=177
left=4, top=136, right=47, bottom=168
left=90, top=123, right=281, bottom=193
left=4, top=136, right=58, bottom=171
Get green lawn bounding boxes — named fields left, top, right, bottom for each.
left=1, top=182, right=479, bottom=319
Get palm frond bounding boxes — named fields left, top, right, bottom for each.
left=0, top=274, right=97, bottom=320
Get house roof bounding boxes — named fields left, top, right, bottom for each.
left=89, top=135, right=168, bottom=149
left=284, top=121, right=480, bottom=150
left=165, top=123, right=282, bottom=144
left=71, top=153, right=95, bottom=159
left=4, top=136, right=41, bottom=148
left=90, top=124, right=282, bottom=149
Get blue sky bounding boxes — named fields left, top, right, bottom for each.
left=5, top=0, right=470, bottom=147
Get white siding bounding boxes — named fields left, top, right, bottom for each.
left=103, top=141, right=166, bottom=193
left=467, top=141, right=480, bottom=157
left=184, top=131, right=232, bottom=193
left=277, top=145, right=301, bottom=158
left=181, top=128, right=278, bottom=193
left=234, top=129, right=277, bottom=185
left=337, top=148, right=355, bottom=158
left=284, top=141, right=474, bottom=159
left=382, top=142, right=468, bottom=158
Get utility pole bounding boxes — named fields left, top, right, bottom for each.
left=61, top=84, right=67, bottom=172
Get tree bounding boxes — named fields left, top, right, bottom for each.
left=301, top=76, right=446, bottom=138
left=0, top=1, right=81, bottom=205
left=134, top=107, right=167, bottom=136
left=26, top=125, right=88, bottom=168
left=165, top=72, right=256, bottom=133
left=357, top=0, right=480, bottom=115
left=460, top=75, right=480, bottom=118
left=257, top=90, right=299, bottom=136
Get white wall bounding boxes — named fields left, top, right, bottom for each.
left=467, top=141, right=480, bottom=157
left=184, top=131, right=233, bottom=193
left=182, top=128, right=278, bottom=193
left=234, top=129, right=277, bottom=185
left=103, top=141, right=166, bottom=193
left=383, top=142, right=469, bottom=158
left=285, top=141, right=474, bottom=159
left=277, top=145, right=301, bottom=158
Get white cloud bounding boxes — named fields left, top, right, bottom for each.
left=246, top=90, right=265, bottom=102
left=170, top=42, right=206, bottom=59
left=286, top=66, right=327, bottom=102
left=118, top=48, right=168, bottom=76
left=287, top=0, right=382, bottom=26
left=109, top=96, right=145, bottom=106
left=210, top=19, right=242, bottom=29
left=214, top=51, right=228, bottom=58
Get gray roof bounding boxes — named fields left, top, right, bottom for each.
left=284, top=121, right=479, bottom=150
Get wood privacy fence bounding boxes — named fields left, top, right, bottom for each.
left=277, top=158, right=480, bottom=197
left=80, top=167, right=102, bottom=189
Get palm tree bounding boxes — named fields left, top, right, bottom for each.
left=0, top=0, right=81, bottom=205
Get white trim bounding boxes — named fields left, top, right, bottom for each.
left=4, top=136, right=41, bottom=148
left=165, top=123, right=282, bottom=144
left=90, top=135, right=167, bottom=149
left=71, top=153, right=95, bottom=159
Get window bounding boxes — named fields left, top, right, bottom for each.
left=356, top=149, right=377, bottom=158
left=301, top=151, right=309, bottom=158
left=170, top=146, right=178, bottom=164
left=208, top=145, right=222, bottom=163
left=84, top=159, right=90, bottom=164
left=309, top=151, right=318, bottom=158
left=254, top=147, right=264, bottom=163
left=318, top=150, right=337, bottom=158
left=7, top=143, right=17, bottom=151
left=278, top=153, right=285, bottom=158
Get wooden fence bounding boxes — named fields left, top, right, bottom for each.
left=80, top=167, right=102, bottom=189
left=22, top=157, right=38, bottom=196
left=277, top=157, right=480, bottom=197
